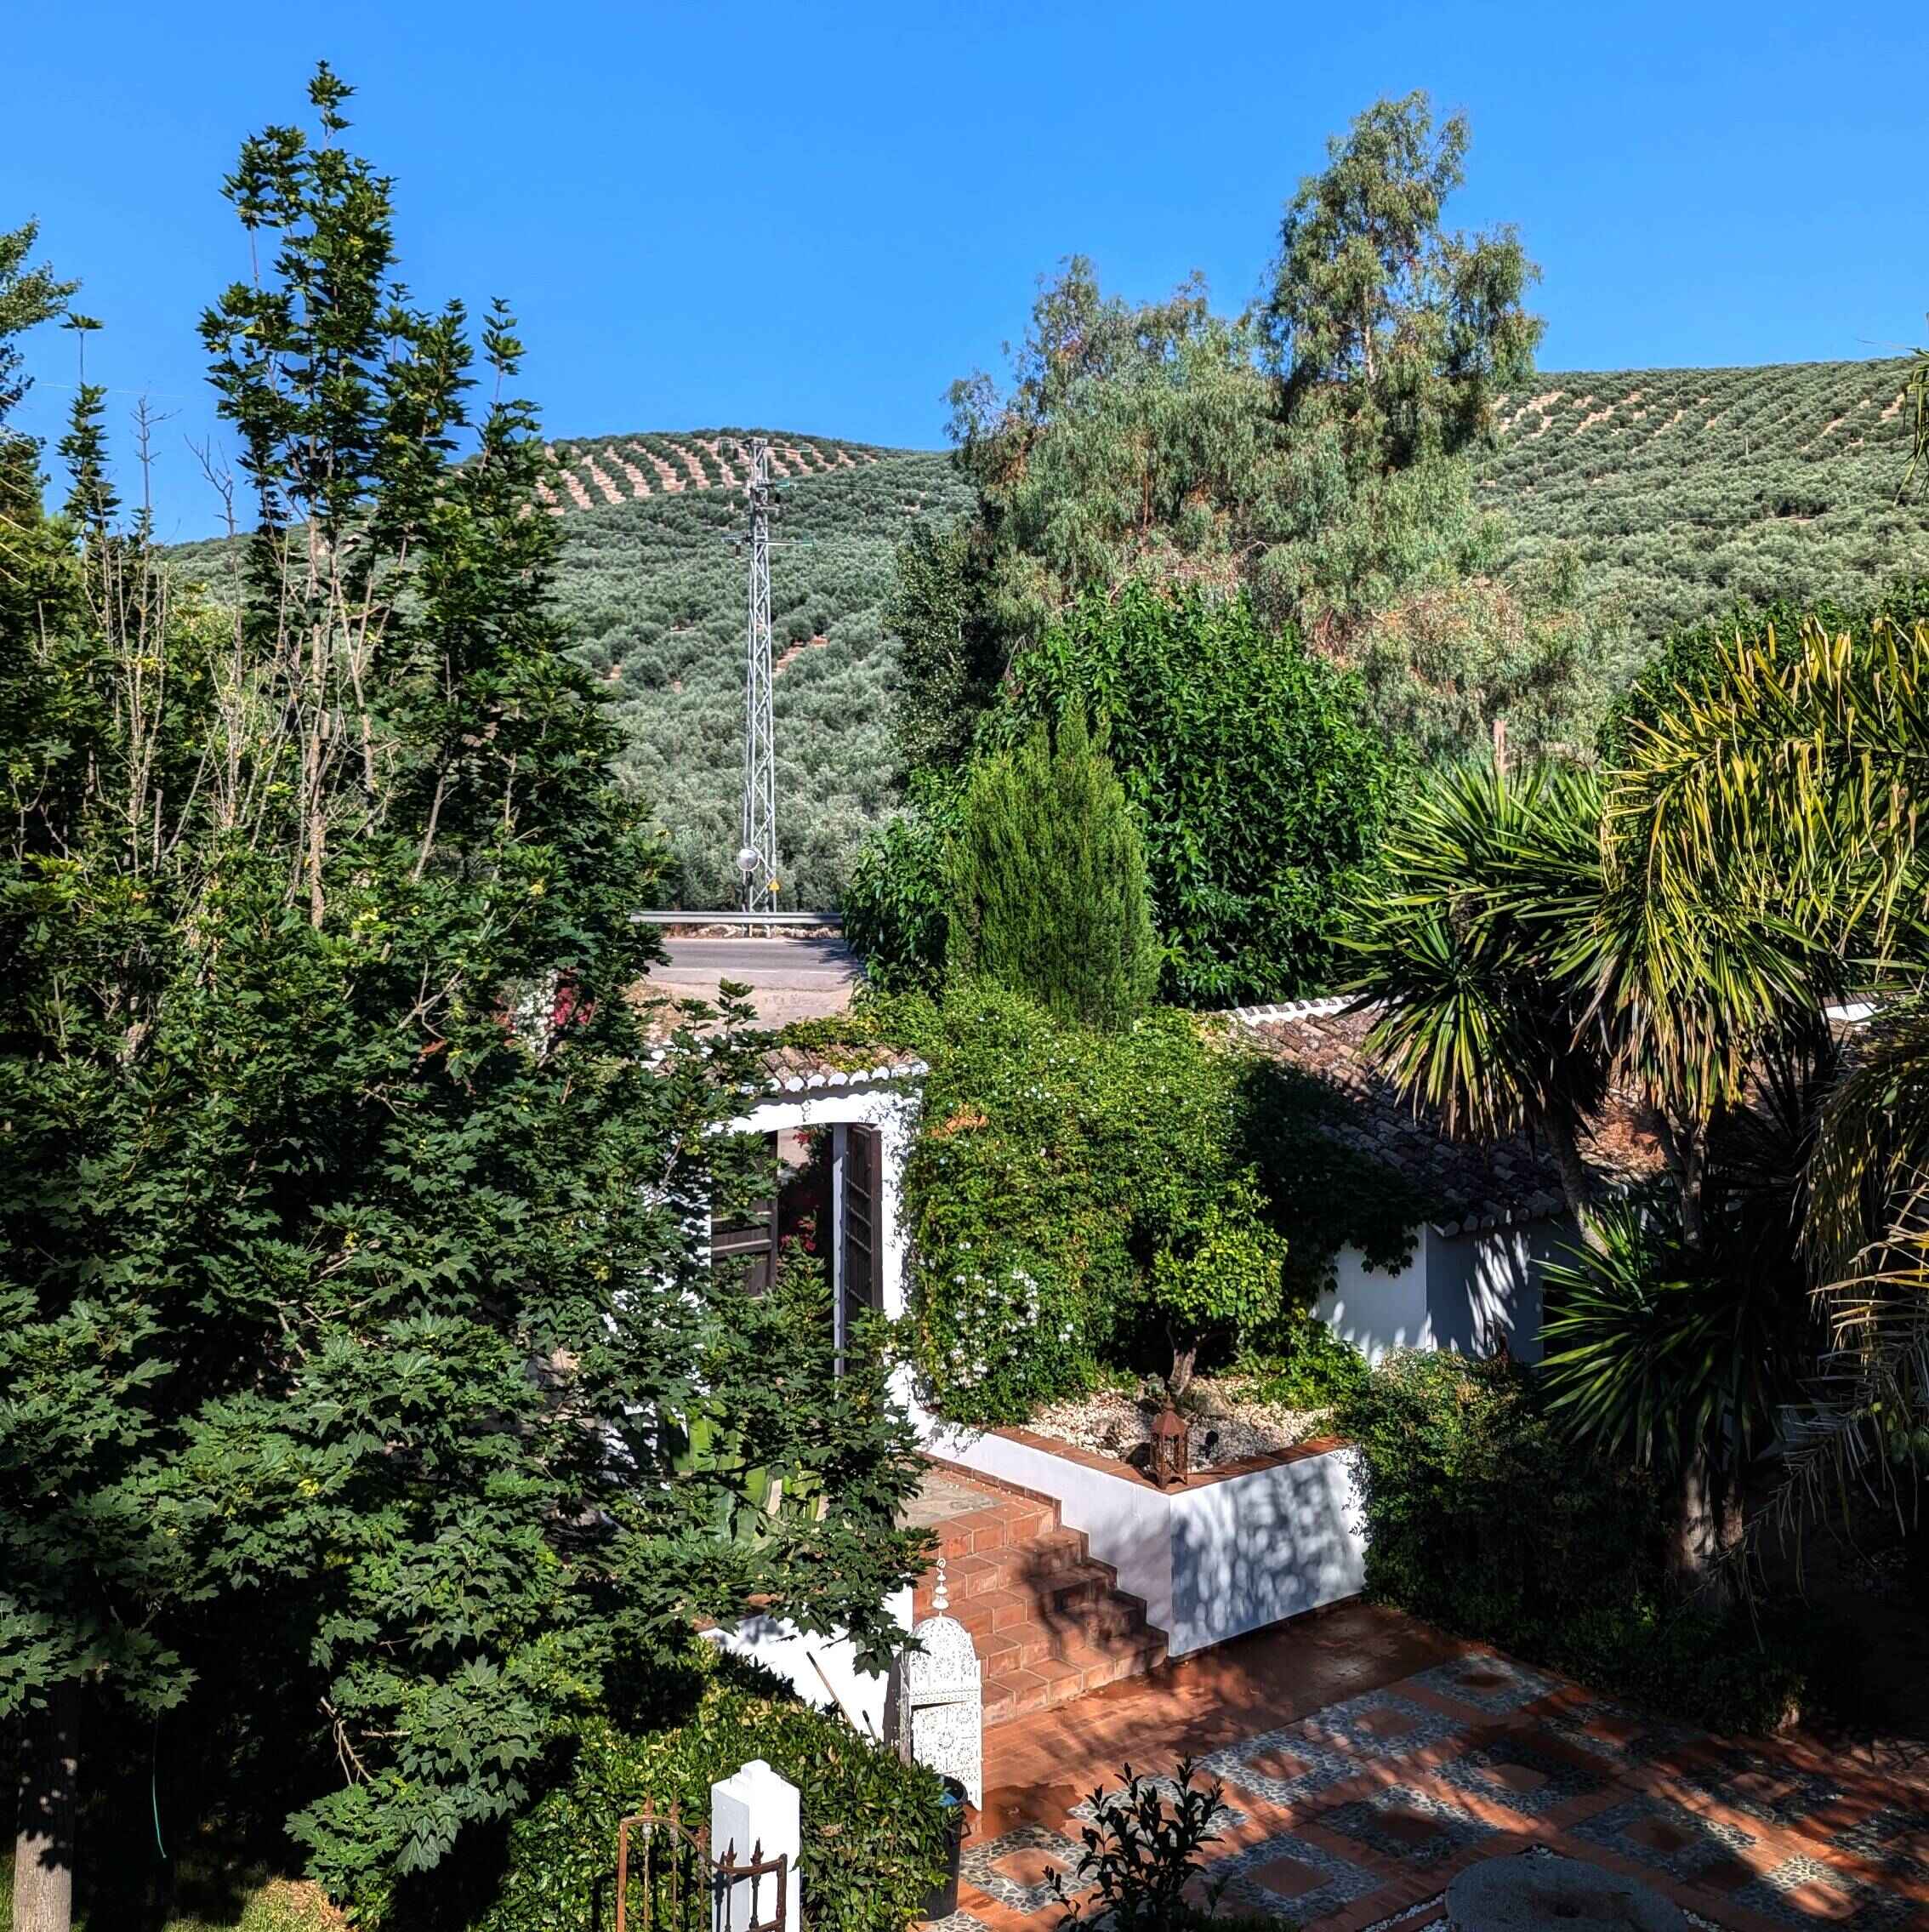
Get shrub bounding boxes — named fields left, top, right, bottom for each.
left=993, top=585, right=1395, bottom=1005
left=839, top=773, right=960, bottom=990
left=947, top=709, right=1159, bottom=1031
left=798, top=989, right=1420, bottom=1424
left=1233, top=1307, right=1371, bottom=1411
left=476, top=1651, right=946, bottom=1932
left=1338, top=1351, right=1820, bottom=1733
left=1050, top=1760, right=1232, bottom=1930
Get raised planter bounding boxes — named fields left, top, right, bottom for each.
left=918, top=1416, right=1366, bottom=1658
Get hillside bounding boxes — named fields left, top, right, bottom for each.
left=1482, top=357, right=1929, bottom=635
left=164, top=365, right=1929, bottom=911
left=549, top=432, right=966, bottom=906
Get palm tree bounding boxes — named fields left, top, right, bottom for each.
left=1350, top=746, right=1834, bottom=1591
left=1345, top=760, right=1612, bottom=1226
left=1608, top=611, right=1929, bottom=1525
left=1540, top=1024, right=1840, bottom=1593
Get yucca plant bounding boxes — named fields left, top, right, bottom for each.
left=1608, top=612, right=1929, bottom=1526
left=1346, top=760, right=1613, bottom=1224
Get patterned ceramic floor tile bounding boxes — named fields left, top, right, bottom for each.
left=1728, top=1851, right=1925, bottom=1929
left=1404, top=1653, right=1563, bottom=1717
left=1539, top=1697, right=1697, bottom=1770
left=1828, top=1804, right=1929, bottom=1884
left=1200, top=1688, right=1471, bottom=1813
left=1065, top=1775, right=1244, bottom=1835
left=1568, top=1793, right=1758, bottom=1884
left=1308, top=1781, right=1502, bottom=1871
left=1430, top=1730, right=1613, bottom=1819
left=958, top=1823, right=1084, bottom=1916
left=1209, top=1824, right=1387, bottom=1924
left=1669, top=1742, right=1847, bottom=1829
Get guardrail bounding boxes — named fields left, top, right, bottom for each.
left=629, top=911, right=845, bottom=930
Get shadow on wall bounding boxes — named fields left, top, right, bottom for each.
left=1323, top=1216, right=1581, bottom=1367
left=1426, top=1217, right=1580, bottom=1366
left=1166, top=1453, right=1366, bottom=1655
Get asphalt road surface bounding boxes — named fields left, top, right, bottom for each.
left=650, top=934, right=861, bottom=1023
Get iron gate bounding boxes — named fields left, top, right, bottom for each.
left=614, top=1804, right=790, bottom=1932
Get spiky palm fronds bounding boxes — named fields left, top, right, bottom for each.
left=1607, top=613, right=1929, bottom=1512
left=1542, top=1196, right=1815, bottom=1484
left=1346, top=761, right=1609, bottom=1209
left=1608, top=613, right=1929, bottom=965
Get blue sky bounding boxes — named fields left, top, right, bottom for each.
left=5, top=0, right=1926, bottom=538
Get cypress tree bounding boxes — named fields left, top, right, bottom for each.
left=947, top=710, right=1158, bottom=1029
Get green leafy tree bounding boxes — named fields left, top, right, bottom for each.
left=947, top=710, right=1158, bottom=1030
left=1, top=71, right=922, bottom=1932
left=926, top=95, right=1566, bottom=762
left=839, top=770, right=961, bottom=990
left=1263, top=92, right=1540, bottom=451
left=945, top=259, right=1276, bottom=651
left=998, top=584, right=1393, bottom=1005
left=886, top=517, right=999, bottom=772
left=1608, top=608, right=1929, bottom=1530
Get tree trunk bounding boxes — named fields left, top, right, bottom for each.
left=14, top=1679, right=77, bottom=1932
left=1666, top=1450, right=1736, bottom=1608
left=1546, top=1120, right=1597, bottom=1241
left=1168, top=1344, right=1198, bottom=1401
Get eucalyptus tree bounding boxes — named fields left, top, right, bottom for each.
left=1257, top=89, right=1544, bottom=645
left=916, top=94, right=1590, bottom=774
left=0, top=69, right=922, bottom=1932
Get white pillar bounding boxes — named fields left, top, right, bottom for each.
left=710, top=1758, right=799, bottom=1932
left=830, top=1121, right=849, bottom=1360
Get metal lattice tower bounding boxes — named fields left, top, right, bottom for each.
left=736, top=437, right=779, bottom=917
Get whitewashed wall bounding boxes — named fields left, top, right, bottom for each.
left=708, top=1585, right=914, bottom=1741
left=919, top=1421, right=1365, bottom=1658
left=1314, top=1216, right=1575, bottom=1366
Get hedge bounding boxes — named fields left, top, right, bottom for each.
left=1338, top=1350, right=1815, bottom=1735
left=475, top=1651, right=946, bottom=1932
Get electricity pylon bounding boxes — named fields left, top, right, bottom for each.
left=736, top=436, right=779, bottom=919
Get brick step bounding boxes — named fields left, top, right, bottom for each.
left=928, top=1502, right=1057, bottom=1562
left=983, top=1632, right=1169, bottom=1726
left=972, top=1599, right=1157, bottom=1675
left=939, top=1564, right=1141, bottom=1636
left=909, top=1466, right=1171, bottom=1720
left=915, top=1530, right=1107, bottom=1607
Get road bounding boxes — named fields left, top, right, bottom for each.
left=648, top=934, right=861, bottom=1023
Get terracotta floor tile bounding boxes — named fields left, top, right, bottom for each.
left=942, top=1597, right=1929, bottom=1930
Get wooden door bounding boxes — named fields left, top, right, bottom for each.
left=710, top=1134, right=780, bottom=1294
left=840, top=1126, right=884, bottom=1348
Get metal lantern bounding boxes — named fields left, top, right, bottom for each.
left=898, top=1559, right=982, bottom=1808
left=1148, top=1402, right=1191, bottom=1488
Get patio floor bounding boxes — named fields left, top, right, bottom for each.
left=937, top=1599, right=1929, bottom=1930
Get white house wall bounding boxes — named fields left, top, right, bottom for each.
left=1316, top=1216, right=1579, bottom=1365
left=708, top=1585, right=914, bottom=1741
left=1313, top=1240, right=1432, bottom=1361
left=729, top=1081, right=920, bottom=1320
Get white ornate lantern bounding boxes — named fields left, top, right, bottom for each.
left=899, top=1559, right=982, bottom=1809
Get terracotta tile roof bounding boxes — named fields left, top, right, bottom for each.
left=1233, top=998, right=1664, bottom=1236
left=752, top=1043, right=926, bottom=1093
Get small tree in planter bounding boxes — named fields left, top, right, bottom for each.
left=1149, top=1179, right=1287, bottom=1399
